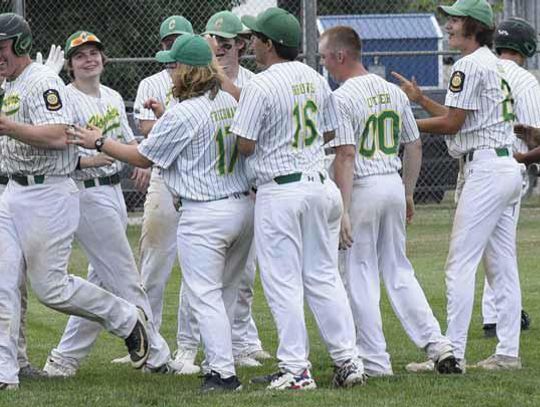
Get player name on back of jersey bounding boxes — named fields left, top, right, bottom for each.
left=292, top=82, right=315, bottom=96
left=211, top=106, right=236, bottom=123
left=367, top=92, right=391, bottom=108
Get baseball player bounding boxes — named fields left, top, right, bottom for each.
left=478, top=17, right=538, bottom=338
left=171, top=9, right=270, bottom=368
left=320, top=26, right=462, bottom=376
left=0, top=13, right=149, bottom=390
left=68, top=33, right=252, bottom=393
left=43, top=31, right=175, bottom=377
left=231, top=7, right=364, bottom=390
left=0, top=44, right=65, bottom=380
left=116, top=15, right=202, bottom=374
left=394, top=0, right=523, bottom=371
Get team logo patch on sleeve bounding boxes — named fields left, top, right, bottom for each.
left=43, top=89, right=63, bottom=111
left=449, top=71, right=465, bottom=93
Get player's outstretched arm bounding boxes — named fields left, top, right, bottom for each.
left=514, top=146, right=540, bottom=165
left=237, top=136, right=256, bottom=156
left=402, top=138, right=422, bottom=224
left=67, top=125, right=153, bottom=168
left=0, top=117, right=68, bottom=149
left=391, top=71, right=448, bottom=117
left=416, top=107, right=467, bottom=135
left=79, top=153, right=115, bottom=168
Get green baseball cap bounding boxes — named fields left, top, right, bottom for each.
left=159, top=15, right=193, bottom=40
left=65, top=31, right=103, bottom=58
left=204, top=11, right=243, bottom=39
left=242, top=7, right=301, bottom=47
left=155, top=34, right=212, bottom=66
left=438, top=0, right=494, bottom=28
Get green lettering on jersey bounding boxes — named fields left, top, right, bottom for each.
left=211, top=107, right=236, bottom=123
left=292, top=82, right=315, bottom=96
left=215, top=125, right=238, bottom=176
left=292, top=99, right=319, bottom=148
left=2, top=94, right=20, bottom=116
left=501, top=79, right=515, bottom=122
left=366, top=93, right=391, bottom=108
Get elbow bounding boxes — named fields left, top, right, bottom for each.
left=238, top=145, right=254, bottom=156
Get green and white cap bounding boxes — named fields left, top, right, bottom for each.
left=159, top=15, right=193, bottom=40
left=204, top=11, right=243, bottom=39
left=438, top=0, right=494, bottom=28
left=155, top=34, right=212, bottom=66
left=242, top=7, right=301, bottom=47
left=65, top=31, right=103, bottom=58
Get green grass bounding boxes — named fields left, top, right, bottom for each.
left=2, top=198, right=540, bottom=406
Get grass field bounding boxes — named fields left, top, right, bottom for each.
left=1, top=198, right=540, bottom=407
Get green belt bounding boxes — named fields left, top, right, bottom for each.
left=0, top=175, right=8, bottom=185
left=273, top=172, right=326, bottom=185
left=463, top=148, right=510, bottom=163
left=83, top=173, right=121, bottom=188
left=11, top=174, right=46, bottom=186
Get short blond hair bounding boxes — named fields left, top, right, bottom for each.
left=172, top=59, right=224, bottom=101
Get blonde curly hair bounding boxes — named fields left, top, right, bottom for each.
left=172, top=59, right=225, bottom=101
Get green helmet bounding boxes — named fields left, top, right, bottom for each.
left=494, top=17, right=537, bottom=58
left=0, top=13, right=32, bottom=56
left=159, top=16, right=193, bottom=40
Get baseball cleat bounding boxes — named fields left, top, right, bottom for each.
left=0, top=383, right=19, bottom=391
left=169, top=348, right=200, bottom=375
left=247, top=349, right=272, bottom=361
left=142, top=361, right=177, bottom=374
left=249, top=371, right=281, bottom=384
left=332, top=358, right=367, bottom=388
left=475, top=354, right=522, bottom=371
left=124, top=307, right=150, bottom=369
left=266, top=369, right=317, bottom=390
left=110, top=354, right=131, bottom=364
left=405, top=360, right=434, bottom=373
left=234, top=354, right=261, bottom=367
left=482, top=323, right=497, bottom=338
left=19, top=364, right=48, bottom=379
left=201, top=371, right=242, bottom=393
left=521, top=310, right=531, bottom=330
left=43, top=357, right=77, bottom=378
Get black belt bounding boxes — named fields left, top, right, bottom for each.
left=324, top=147, right=336, bottom=156
left=273, top=172, right=325, bottom=185
left=83, top=173, right=121, bottom=188
left=10, top=174, right=46, bottom=186
left=462, top=148, right=510, bottom=164
left=0, top=175, right=8, bottom=185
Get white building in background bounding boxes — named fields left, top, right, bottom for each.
left=233, top=0, right=277, bottom=16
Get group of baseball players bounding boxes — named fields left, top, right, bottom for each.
left=0, top=0, right=537, bottom=393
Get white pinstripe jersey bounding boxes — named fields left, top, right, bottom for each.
left=67, top=84, right=135, bottom=181
left=0, top=63, right=76, bottom=175
left=444, top=46, right=514, bottom=158
left=498, top=59, right=540, bottom=154
left=230, top=61, right=339, bottom=186
left=333, top=74, right=419, bottom=178
left=235, top=66, right=254, bottom=87
left=138, top=90, right=250, bottom=201
left=133, top=69, right=175, bottom=122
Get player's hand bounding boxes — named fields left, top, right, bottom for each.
left=406, top=195, right=415, bottom=224
left=66, top=124, right=102, bottom=149
left=514, top=123, right=540, bottom=149
left=143, top=98, right=165, bottom=119
left=339, top=212, right=354, bottom=249
left=513, top=151, right=526, bottom=164
left=36, top=45, right=65, bottom=75
left=391, top=72, right=423, bottom=103
left=204, top=34, right=219, bottom=55
left=131, top=167, right=150, bottom=193
left=0, top=115, right=17, bottom=135
left=91, top=153, right=115, bottom=167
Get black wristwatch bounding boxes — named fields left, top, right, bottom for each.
left=95, top=137, right=105, bottom=152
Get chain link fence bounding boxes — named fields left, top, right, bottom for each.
left=2, top=0, right=535, bottom=209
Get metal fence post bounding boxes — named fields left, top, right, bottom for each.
left=11, top=0, right=24, bottom=16
left=302, top=0, right=318, bottom=69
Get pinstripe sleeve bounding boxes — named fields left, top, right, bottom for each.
left=230, top=82, right=268, bottom=141
left=138, top=108, right=194, bottom=169
left=118, top=95, right=135, bottom=143
left=401, top=95, right=420, bottom=143
left=515, top=82, right=540, bottom=127
left=333, top=91, right=356, bottom=147
left=320, top=81, right=339, bottom=133
left=445, top=59, right=481, bottom=110
left=134, top=78, right=157, bottom=121
left=26, top=76, right=72, bottom=125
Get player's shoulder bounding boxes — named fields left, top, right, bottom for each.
left=99, top=85, right=125, bottom=102
left=139, top=69, right=170, bottom=88
left=25, top=63, right=65, bottom=87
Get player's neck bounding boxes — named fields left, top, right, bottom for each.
left=73, top=77, right=101, bottom=98
left=342, top=62, right=369, bottom=81
left=7, top=56, right=32, bottom=81
left=459, top=39, right=481, bottom=56
left=499, top=52, right=525, bottom=67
